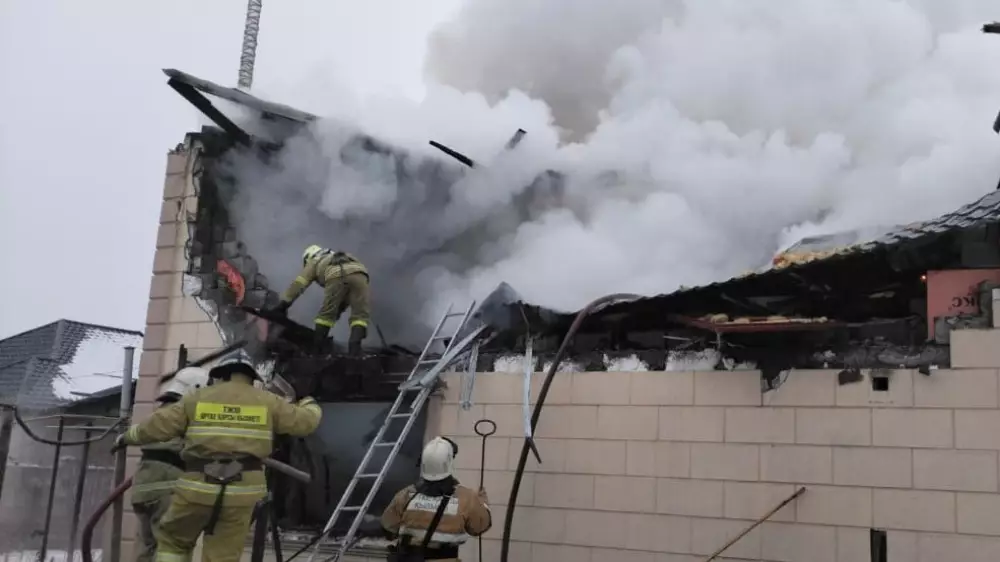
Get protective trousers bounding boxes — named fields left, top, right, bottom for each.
left=153, top=493, right=254, bottom=562
left=320, top=271, right=371, bottom=329
left=133, top=497, right=172, bottom=562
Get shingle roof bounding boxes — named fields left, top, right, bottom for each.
left=0, top=320, right=143, bottom=408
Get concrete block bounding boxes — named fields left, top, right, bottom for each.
left=690, top=518, right=761, bottom=560
left=956, top=410, right=1000, bottom=449
left=163, top=322, right=199, bottom=352
left=836, top=527, right=871, bottom=562
left=451, top=436, right=509, bottom=471
left=507, top=437, right=565, bottom=473
left=723, top=481, right=797, bottom=522
left=833, top=447, right=912, bottom=488
left=509, top=506, right=566, bottom=543
left=887, top=530, right=918, bottom=562
left=482, top=404, right=523, bottom=438
left=724, top=407, right=795, bottom=443
left=625, top=441, right=690, bottom=478
left=916, top=533, right=1000, bottom=562
left=534, top=405, right=598, bottom=439
left=137, top=350, right=164, bottom=376
left=564, top=439, right=627, bottom=475
left=594, top=475, right=656, bottom=512
left=530, top=544, right=592, bottom=562
left=533, top=473, right=594, bottom=509
left=195, top=322, right=223, bottom=348
left=142, top=324, right=167, bottom=351
left=951, top=329, right=1000, bottom=368
left=453, top=468, right=528, bottom=504
left=913, top=449, right=998, bottom=492
left=659, top=406, right=725, bottom=442
left=630, top=371, right=693, bottom=405
left=835, top=369, right=913, bottom=407
left=694, top=370, right=761, bottom=405
left=873, top=489, right=956, bottom=532
left=530, top=373, right=573, bottom=405
left=762, top=369, right=837, bottom=406
left=958, top=492, right=1000, bottom=536
left=155, top=222, right=178, bottom=248
left=656, top=478, right=724, bottom=517
left=149, top=273, right=176, bottom=299
left=474, top=373, right=523, bottom=404
left=564, top=510, right=628, bottom=548
left=760, top=522, right=836, bottom=562
left=589, top=549, right=655, bottom=562
left=595, top=405, right=658, bottom=440
left=571, top=372, right=631, bottom=404
left=165, top=151, right=188, bottom=175
left=625, top=513, right=692, bottom=554
left=795, top=408, right=871, bottom=446
left=160, top=199, right=181, bottom=223
left=760, top=445, right=833, bottom=484
left=145, top=298, right=170, bottom=326
left=690, top=443, right=759, bottom=481
left=872, top=409, right=953, bottom=448
left=795, top=485, right=872, bottom=527
left=914, top=368, right=999, bottom=408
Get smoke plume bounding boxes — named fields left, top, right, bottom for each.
left=225, top=0, right=1000, bottom=348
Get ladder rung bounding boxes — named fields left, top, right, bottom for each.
left=432, top=335, right=450, bottom=341
left=418, top=358, right=439, bottom=365
left=444, top=312, right=467, bottom=319
left=341, top=506, right=362, bottom=512
left=390, top=413, right=411, bottom=419
left=358, top=473, right=380, bottom=479
left=374, top=441, right=398, bottom=447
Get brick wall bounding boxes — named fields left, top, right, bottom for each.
left=125, top=139, right=226, bottom=561
left=436, top=338, right=1000, bottom=562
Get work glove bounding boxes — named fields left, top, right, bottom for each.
left=269, top=301, right=291, bottom=317
left=111, top=433, right=128, bottom=454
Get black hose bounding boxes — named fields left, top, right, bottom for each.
left=499, top=293, right=639, bottom=562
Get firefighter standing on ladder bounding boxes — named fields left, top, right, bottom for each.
left=114, top=352, right=322, bottom=562
left=271, top=244, right=371, bottom=355
left=131, top=366, right=210, bottom=562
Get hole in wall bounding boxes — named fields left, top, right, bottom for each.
left=870, top=528, right=887, bottom=562
left=871, top=375, right=890, bottom=392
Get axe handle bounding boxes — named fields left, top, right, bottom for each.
left=262, top=457, right=312, bottom=484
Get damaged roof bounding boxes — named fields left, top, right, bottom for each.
left=0, top=320, right=143, bottom=408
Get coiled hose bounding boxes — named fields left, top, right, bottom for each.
left=82, top=477, right=133, bottom=562
left=499, top=293, right=639, bottom=562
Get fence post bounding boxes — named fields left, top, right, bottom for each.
left=0, top=405, right=14, bottom=505
left=39, top=416, right=66, bottom=562
left=110, top=346, right=135, bottom=562
left=68, top=421, right=93, bottom=561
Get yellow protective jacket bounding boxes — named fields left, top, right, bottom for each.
left=123, top=374, right=322, bottom=507
left=381, top=484, right=492, bottom=553
left=281, top=250, right=368, bottom=325
left=130, top=438, right=184, bottom=505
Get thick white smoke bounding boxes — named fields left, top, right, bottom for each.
left=226, top=0, right=1000, bottom=347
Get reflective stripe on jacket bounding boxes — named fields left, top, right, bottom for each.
left=131, top=438, right=184, bottom=504
left=381, top=484, right=492, bottom=548
left=123, top=374, right=323, bottom=507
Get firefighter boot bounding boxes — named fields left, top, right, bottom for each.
left=348, top=325, right=367, bottom=356
left=313, top=324, right=331, bottom=354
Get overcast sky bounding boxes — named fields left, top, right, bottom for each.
left=0, top=0, right=460, bottom=339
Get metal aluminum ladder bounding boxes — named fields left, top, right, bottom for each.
left=307, top=301, right=486, bottom=562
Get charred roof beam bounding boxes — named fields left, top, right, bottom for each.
left=168, top=77, right=252, bottom=146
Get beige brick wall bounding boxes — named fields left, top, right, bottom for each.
left=436, top=358, right=1000, bottom=562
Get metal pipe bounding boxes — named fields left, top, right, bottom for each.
left=0, top=405, right=15, bottom=507
left=110, top=346, right=135, bottom=562
left=704, top=486, right=807, bottom=561
left=68, top=421, right=94, bottom=560
left=499, top=293, right=639, bottom=562
left=40, top=416, right=66, bottom=562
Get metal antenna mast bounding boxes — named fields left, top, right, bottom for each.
left=237, top=0, right=264, bottom=90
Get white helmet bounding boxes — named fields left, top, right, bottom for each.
left=158, top=366, right=209, bottom=401
left=209, top=350, right=260, bottom=380
left=420, top=437, right=458, bottom=481
left=302, top=244, right=326, bottom=265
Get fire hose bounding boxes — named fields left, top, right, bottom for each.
left=80, top=457, right=311, bottom=562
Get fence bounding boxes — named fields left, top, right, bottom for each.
left=0, top=411, right=119, bottom=562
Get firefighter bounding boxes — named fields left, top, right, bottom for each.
left=271, top=244, right=371, bottom=355
left=131, top=366, right=210, bottom=562
left=381, top=437, right=492, bottom=561
left=113, top=352, right=322, bottom=562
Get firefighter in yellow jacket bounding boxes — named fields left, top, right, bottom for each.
left=272, top=244, right=371, bottom=355
left=381, top=437, right=492, bottom=561
left=131, top=366, right=210, bottom=562
left=114, top=352, right=322, bottom=562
